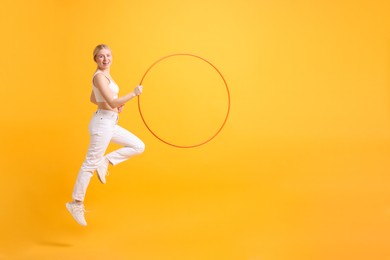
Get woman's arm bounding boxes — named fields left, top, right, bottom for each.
left=94, top=74, right=142, bottom=108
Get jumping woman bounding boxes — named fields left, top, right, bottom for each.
left=66, top=44, right=145, bottom=226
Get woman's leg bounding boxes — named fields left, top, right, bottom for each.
left=72, top=113, right=115, bottom=202
left=105, top=125, right=145, bottom=166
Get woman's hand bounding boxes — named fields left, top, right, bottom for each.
left=134, top=85, right=143, bottom=96
left=118, top=104, right=125, bottom=113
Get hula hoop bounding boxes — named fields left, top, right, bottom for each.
left=138, top=53, right=230, bottom=148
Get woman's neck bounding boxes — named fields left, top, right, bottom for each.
left=97, top=68, right=110, bottom=75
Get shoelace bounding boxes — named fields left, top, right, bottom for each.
left=73, top=203, right=90, bottom=213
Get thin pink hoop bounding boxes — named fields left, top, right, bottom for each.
left=138, top=53, right=230, bottom=148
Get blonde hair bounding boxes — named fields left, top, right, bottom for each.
left=93, top=44, right=111, bottom=61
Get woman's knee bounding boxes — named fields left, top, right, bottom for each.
left=136, top=142, right=145, bottom=154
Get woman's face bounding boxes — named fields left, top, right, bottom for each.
left=95, top=48, right=112, bottom=70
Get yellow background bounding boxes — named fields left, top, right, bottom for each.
left=1, top=0, right=390, bottom=259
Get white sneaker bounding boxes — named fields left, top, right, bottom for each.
left=96, top=158, right=109, bottom=184
left=66, top=202, right=87, bottom=226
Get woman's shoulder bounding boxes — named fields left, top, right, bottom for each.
left=93, top=71, right=111, bottom=85
left=93, top=71, right=111, bottom=80
left=93, top=70, right=106, bottom=76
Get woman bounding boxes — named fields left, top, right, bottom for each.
left=66, top=44, right=145, bottom=226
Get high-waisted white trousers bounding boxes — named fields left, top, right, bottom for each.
left=72, top=109, right=145, bottom=201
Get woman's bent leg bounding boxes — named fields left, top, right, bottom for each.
left=106, top=125, right=145, bottom=166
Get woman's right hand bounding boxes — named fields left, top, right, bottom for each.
left=118, top=104, right=125, bottom=113
left=134, top=85, right=143, bottom=96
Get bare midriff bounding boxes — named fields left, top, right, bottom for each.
left=96, top=102, right=119, bottom=113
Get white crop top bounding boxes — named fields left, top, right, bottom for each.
left=92, top=71, right=119, bottom=102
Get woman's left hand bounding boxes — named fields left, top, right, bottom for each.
left=134, top=85, right=143, bottom=96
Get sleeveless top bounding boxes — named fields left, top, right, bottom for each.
left=92, top=71, right=119, bottom=102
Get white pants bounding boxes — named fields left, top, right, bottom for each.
left=72, top=109, right=145, bottom=201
